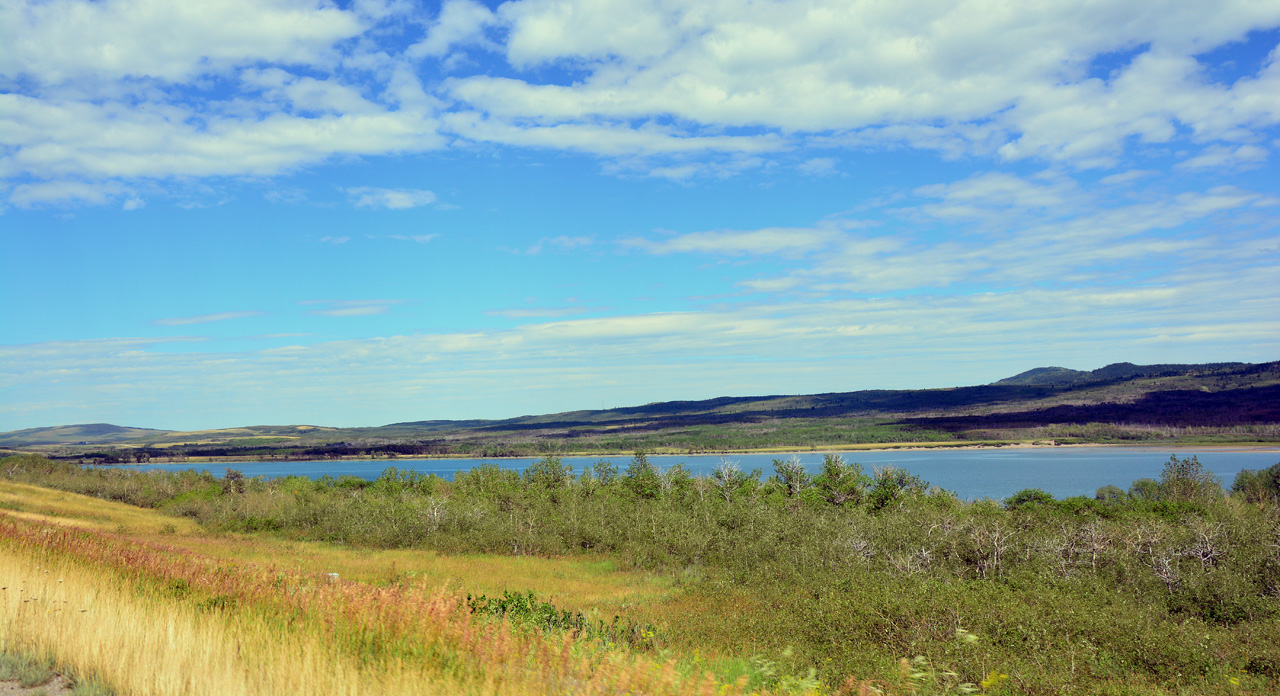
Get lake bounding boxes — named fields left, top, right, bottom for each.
left=125, top=446, right=1279, bottom=501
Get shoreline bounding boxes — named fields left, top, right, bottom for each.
left=48, top=439, right=1280, bottom=466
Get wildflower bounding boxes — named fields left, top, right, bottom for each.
left=981, top=671, right=1009, bottom=690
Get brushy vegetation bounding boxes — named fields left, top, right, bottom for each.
left=2, top=452, right=1280, bottom=694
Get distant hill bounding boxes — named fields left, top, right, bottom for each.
left=0, top=423, right=170, bottom=447
left=3, top=360, right=1276, bottom=456
left=994, top=366, right=1091, bottom=386
left=994, top=362, right=1250, bottom=386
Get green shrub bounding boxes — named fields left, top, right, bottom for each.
left=1004, top=488, right=1055, bottom=509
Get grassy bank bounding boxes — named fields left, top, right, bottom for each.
left=0, top=506, right=803, bottom=695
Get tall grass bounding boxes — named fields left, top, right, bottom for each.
left=0, top=515, right=833, bottom=695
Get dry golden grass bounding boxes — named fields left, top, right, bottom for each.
left=0, top=482, right=777, bottom=695
left=0, top=517, right=789, bottom=696
left=0, top=481, right=202, bottom=535
left=0, top=480, right=668, bottom=615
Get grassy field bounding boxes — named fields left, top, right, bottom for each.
left=2, top=453, right=1279, bottom=695
left=0, top=482, right=819, bottom=696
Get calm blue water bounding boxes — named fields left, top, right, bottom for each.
left=122, top=447, right=1279, bottom=501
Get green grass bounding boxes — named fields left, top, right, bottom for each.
left=0, top=650, right=114, bottom=695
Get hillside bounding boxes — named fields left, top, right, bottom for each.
left=3, top=360, right=1277, bottom=459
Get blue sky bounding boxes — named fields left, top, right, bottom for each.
left=2, top=0, right=1278, bottom=431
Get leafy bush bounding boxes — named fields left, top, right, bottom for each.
left=867, top=466, right=929, bottom=511
left=812, top=453, right=870, bottom=506
left=1004, top=488, right=1055, bottom=509
left=1232, top=462, right=1280, bottom=504
left=1095, top=484, right=1125, bottom=501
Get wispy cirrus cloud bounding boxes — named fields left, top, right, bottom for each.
left=5, top=261, right=1276, bottom=429
left=623, top=226, right=842, bottom=258
left=345, top=187, right=437, bottom=209
left=371, top=234, right=438, bottom=244
left=301, top=299, right=406, bottom=317
left=485, top=306, right=591, bottom=319
left=155, top=311, right=265, bottom=326
left=624, top=171, right=1279, bottom=296
left=503, top=235, right=594, bottom=255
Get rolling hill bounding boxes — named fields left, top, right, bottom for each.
left=3, top=360, right=1277, bottom=458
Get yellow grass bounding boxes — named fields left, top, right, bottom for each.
left=0, top=480, right=670, bottom=617
left=0, top=518, right=777, bottom=696
left=0, top=541, right=490, bottom=695
left=0, top=481, right=202, bottom=535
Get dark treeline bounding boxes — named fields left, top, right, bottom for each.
left=3, top=452, right=1280, bottom=693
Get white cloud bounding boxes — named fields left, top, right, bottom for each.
left=446, top=0, right=1280, bottom=165
left=0, top=0, right=364, bottom=83
left=626, top=226, right=839, bottom=257
left=441, top=110, right=784, bottom=157
left=407, top=0, right=496, bottom=59
left=3, top=0, right=1280, bottom=204
left=6, top=262, right=1276, bottom=429
left=486, top=306, right=590, bottom=319
left=797, top=157, right=838, bottom=176
left=155, top=311, right=265, bottom=326
left=629, top=172, right=1278, bottom=295
left=346, top=187, right=437, bottom=209
left=1175, top=144, right=1269, bottom=171
left=6, top=179, right=130, bottom=207
left=302, top=299, right=404, bottom=317
left=0, top=92, right=445, bottom=184
left=508, top=235, right=594, bottom=255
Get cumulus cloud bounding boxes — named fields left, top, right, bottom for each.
left=444, top=0, right=1280, bottom=165
left=2, top=0, right=1279, bottom=204
left=0, top=0, right=364, bottom=83
left=407, top=0, right=496, bottom=59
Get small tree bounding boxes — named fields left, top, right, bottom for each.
left=1159, top=454, right=1221, bottom=503
left=523, top=455, right=572, bottom=491
left=624, top=451, right=662, bottom=499
left=592, top=459, right=618, bottom=485
left=711, top=458, right=756, bottom=502
left=222, top=468, right=246, bottom=494
left=812, top=453, right=869, bottom=506
left=1232, top=462, right=1280, bottom=504
left=1127, top=478, right=1162, bottom=501
left=772, top=454, right=811, bottom=498
left=867, top=466, right=928, bottom=511
left=660, top=463, right=692, bottom=496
